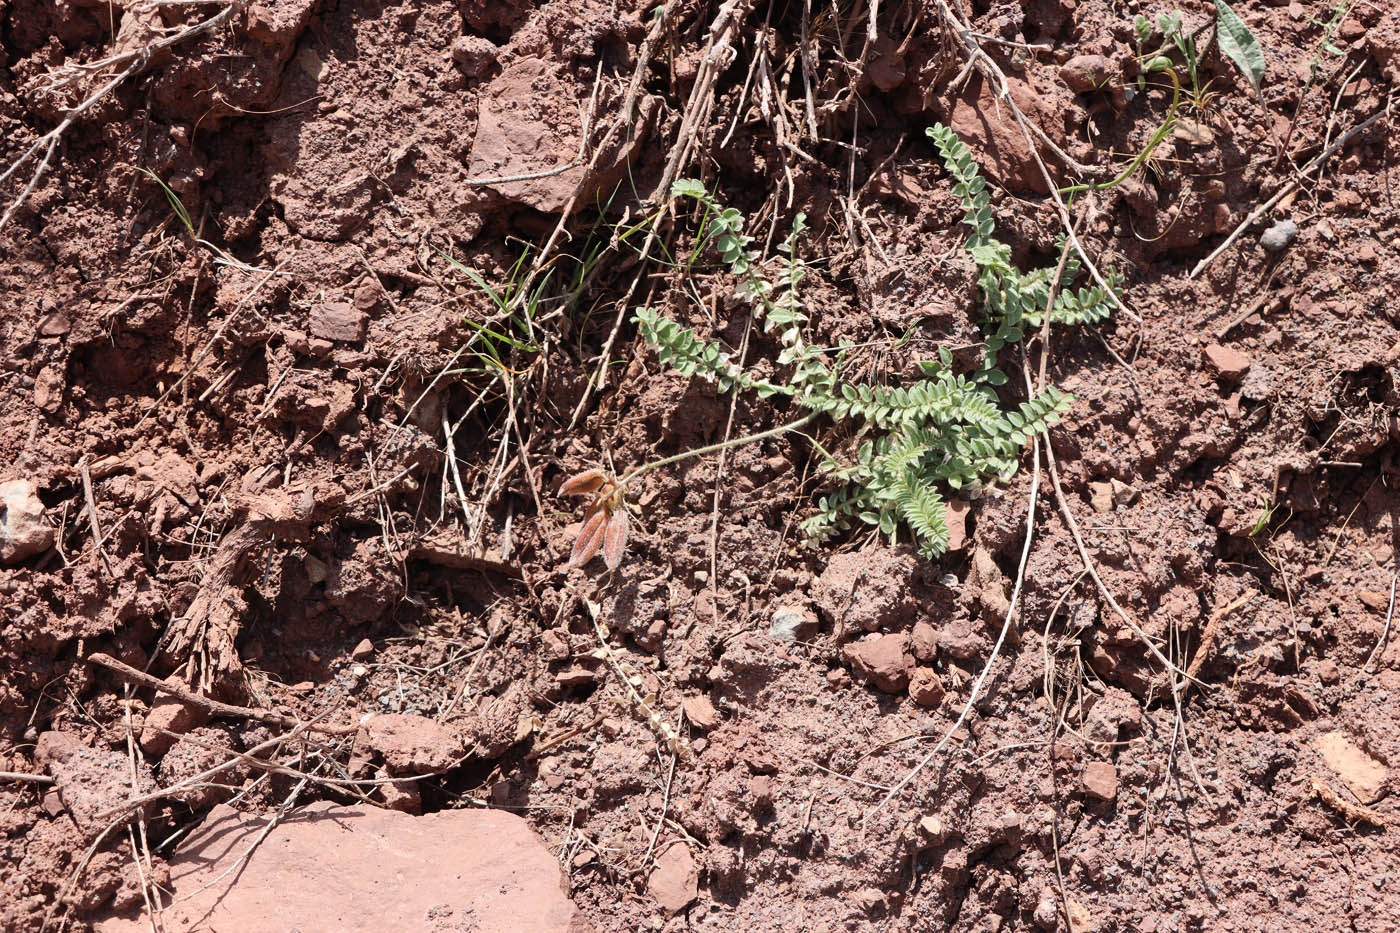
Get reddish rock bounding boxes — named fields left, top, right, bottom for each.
left=1313, top=731, right=1388, bottom=803
left=1081, top=760, right=1118, bottom=801
left=1059, top=54, right=1113, bottom=92
left=910, top=621, right=939, bottom=661
left=945, top=498, right=971, bottom=552
left=648, top=843, right=698, bottom=915
left=375, top=768, right=421, bottom=814
left=94, top=802, right=588, bottom=932
left=941, top=73, right=1062, bottom=194
left=360, top=713, right=462, bottom=774
left=142, top=690, right=214, bottom=760
left=33, top=365, right=64, bottom=412
left=908, top=668, right=946, bottom=708
left=36, top=732, right=157, bottom=837
left=842, top=633, right=914, bottom=693
left=351, top=638, right=374, bottom=660
left=0, top=479, right=55, bottom=563
left=683, top=695, right=720, bottom=730
left=1203, top=343, right=1251, bottom=380
left=309, top=302, right=368, bottom=342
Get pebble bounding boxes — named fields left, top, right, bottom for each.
left=1260, top=218, right=1298, bottom=252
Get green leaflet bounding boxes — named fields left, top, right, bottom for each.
left=1214, top=0, right=1266, bottom=99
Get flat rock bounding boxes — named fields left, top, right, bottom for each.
left=1081, top=760, right=1118, bottom=801
left=0, top=478, right=55, bottom=563
left=469, top=58, right=654, bottom=214
left=769, top=604, right=818, bottom=642
left=1059, top=54, right=1113, bottom=92
left=1203, top=343, right=1251, bottom=380
left=95, top=802, right=589, bottom=932
left=842, top=632, right=913, bottom=693
left=682, top=695, right=720, bottom=730
left=361, top=713, right=462, bottom=774
left=940, top=73, right=1061, bottom=194
left=309, top=301, right=368, bottom=342
left=1313, top=730, right=1388, bottom=803
left=648, top=843, right=698, bottom=915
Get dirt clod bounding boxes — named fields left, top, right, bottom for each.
left=842, top=633, right=914, bottom=693
left=0, top=479, right=54, bottom=563
left=1081, top=760, right=1119, bottom=801
left=648, top=843, right=698, bottom=916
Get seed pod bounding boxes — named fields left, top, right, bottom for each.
left=559, top=469, right=607, bottom=497
left=602, top=510, right=630, bottom=571
left=568, top=508, right=609, bottom=568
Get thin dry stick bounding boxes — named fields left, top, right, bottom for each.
left=1311, top=777, right=1389, bottom=828
left=78, top=456, right=114, bottom=576
left=0, top=771, right=53, bottom=785
left=1189, top=107, right=1388, bottom=279
left=86, top=653, right=361, bottom=735
left=1184, top=588, right=1258, bottom=685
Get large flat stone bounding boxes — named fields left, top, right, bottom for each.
left=96, top=802, right=589, bottom=932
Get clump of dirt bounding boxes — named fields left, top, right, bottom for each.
left=2, top=0, right=1398, bottom=931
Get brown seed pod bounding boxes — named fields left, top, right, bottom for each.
left=602, top=510, right=630, bottom=571
left=559, top=469, right=607, bottom=497
left=569, top=508, right=609, bottom=568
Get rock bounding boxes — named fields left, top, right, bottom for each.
left=0, top=478, right=55, bottom=563
left=93, top=802, right=587, bottom=932
left=842, top=633, right=913, bottom=692
left=35, top=732, right=157, bottom=837
left=469, top=57, right=655, bottom=214
left=1059, top=54, right=1113, bottom=92
left=940, top=73, right=1061, bottom=194
left=1359, top=590, right=1391, bottom=611
left=450, top=35, right=498, bottom=77
left=1081, top=760, right=1118, bottom=801
left=1203, top=343, right=1251, bottom=380
left=304, top=554, right=328, bottom=583
left=1313, top=731, right=1388, bottom=803
left=1083, top=687, right=1141, bottom=747
left=648, top=843, right=698, bottom=915
left=309, top=302, right=367, bottom=342
left=34, top=365, right=64, bottom=412
left=971, top=548, right=1010, bottom=621
left=1259, top=218, right=1298, bottom=253
left=38, top=310, right=71, bottom=336
left=351, top=638, right=374, bottom=660
left=769, top=604, right=818, bottom=642
left=1033, top=886, right=1060, bottom=929
left=908, top=668, right=945, bottom=707
left=139, top=675, right=210, bottom=758
left=682, top=695, right=720, bottom=730
left=360, top=713, right=462, bottom=775
left=1110, top=479, right=1138, bottom=507
left=555, top=666, right=596, bottom=687
left=910, top=621, right=938, bottom=661
left=1089, top=481, right=1115, bottom=513
left=375, top=768, right=421, bottom=814
left=916, top=813, right=948, bottom=846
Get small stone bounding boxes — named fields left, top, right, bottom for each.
left=555, top=666, right=596, bottom=687
left=1089, top=481, right=1114, bottom=513
left=38, top=310, right=71, bottom=336
left=1081, top=760, right=1118, bottom=800
left=917, top=814, right=948, bottom=846
left=908, top=668, right=945, bottom=708
left=140, top=675, right=210, bottom=758
left=842, top=633, right=913, bottom=693
left=1173, top=117, right=1214, bottom=147
left=1109, top=479, right=1138, bottom=507
left=1203, top=343, right=1251, bottom=380
left=1059, top=54, right=1113, bottom=92
left=853, top=888, right=888, bottom=917
left=910, top=621, right=938, bottom=661
left=450, top=35, right=498, bottom=77
left=351, top=638, right=374, bottom=660
left=1316, top=658, right=1341, bottom=685
left=682, top=695, right=720, bottom=730
left=1359, top=590, right=1391, bottom=611
left=303, top=554, right=328, bottom=584
left=0, top=479, right=55, bottom=563
left=945, top=498, right=971, bottom=552
left=33, top=366, right=64, bottom=412
left=376, top=768, right=421, bottom=814
left=648, top=844, right=698, bottom=915
left=1259, top=218, right=1298, bottom=253
left=1034, top=886, right=1059, bottom=929
left=769, top=605, right=818, bottom=642
left=308, top=302, right=368, bottom=343
left=1317, top=219, right=1336, bottom=241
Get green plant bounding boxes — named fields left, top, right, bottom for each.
left=560, top=125, right=1122, bottom=567
left=1307, top=1, right=1347, bottom=79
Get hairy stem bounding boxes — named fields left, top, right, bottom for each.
left=619, top=411, right=819, bottom=489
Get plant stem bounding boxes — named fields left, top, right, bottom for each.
left=618, top=411, right=819, bottom=489
left=1058, top=68, right=1181, bottom=196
